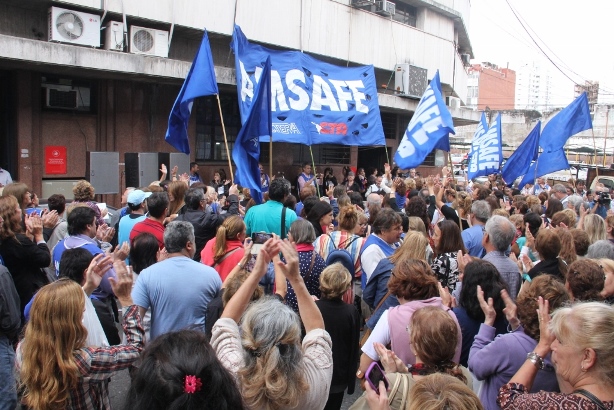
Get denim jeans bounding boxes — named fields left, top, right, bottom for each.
left=0, top=335, right=17, bottom=410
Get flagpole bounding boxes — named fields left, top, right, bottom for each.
left=308, top=146, right=320, bottom=197
left=603, top=107, right=609, bottom=167
left=216, top=94, right=234, bottom=181
left=591, top=128, right=599, bottom=178
left=384, top=145, right=390, bottom=164
left=269, top=136, right=273, bottom=181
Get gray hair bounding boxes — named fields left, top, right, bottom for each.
left=471, top=200, right=491, bottom=223
left=288, top=219, right=316, bottom=244
left=367, top=193, right=382, bottom=206
left=553, top=184, right=567, bottom=194
left=485, top=215, right=516, bottom=252
left=163, top=221, right=195, bottom=253
left=586, top=240, right=614, bottom=260
left=567, top=195, right=583, bottom=214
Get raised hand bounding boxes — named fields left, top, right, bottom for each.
left=41, top=209, right=59, bottom=229
left=477, top=285, right=496, bottom=326
left=373, top=342, right=407, bottom=374
left=501, top=289, right=520, bottom=330
left=113, top=241, right=130, bottom=261
left=83, top=253, right=113, bottom=295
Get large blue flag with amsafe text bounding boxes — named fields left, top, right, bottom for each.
left=468, top=112, right=488, bottom=161
left=394, top=71, right=455, bottom=169
left=468, top=113, right=502, bottom=180
left=165, top=30, right=219, bottom=154
left=232, top=25, right=385, bottom=146
left=232, top=57, right=272, bottom=205
left=501, top=120, right=540, bottom=184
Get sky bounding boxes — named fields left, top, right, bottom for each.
left=469, top=0, right=614, bottom=107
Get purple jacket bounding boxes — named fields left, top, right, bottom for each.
left=468, top=324, right=558, bottom=410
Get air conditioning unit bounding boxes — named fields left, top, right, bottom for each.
left=44, top=85, right=91, bottom=110
left=351, top=0, right=376, bottom=7
left=129, top=26, right=169, bottom=57
left=394, top=63, right=428, bottom=98
left=446, top=96, right=461, bottom=110
left=461, top=53, right=471, bottom=66
left=103, top=21, right=125, bottom=51
left=375, top=0, right=396, bottom=16
left=48, top=6, right=100, bottom=47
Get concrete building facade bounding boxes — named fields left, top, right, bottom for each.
left=515, top=61, right=552, bottom=111
left=0, top=0, right=479, bottom=205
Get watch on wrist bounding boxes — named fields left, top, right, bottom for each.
left=527, top=351, right=545, bottom=369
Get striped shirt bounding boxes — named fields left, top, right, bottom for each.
left=314, top=231, right=366, bottom=278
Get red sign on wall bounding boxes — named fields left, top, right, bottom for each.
left=45, top=146, right=67, bottom=174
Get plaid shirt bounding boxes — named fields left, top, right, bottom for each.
left=17, top=305, right=144, bottom=410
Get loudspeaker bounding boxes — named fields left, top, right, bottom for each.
left=158, top=152, right=191, bottom=178
left=86, top=152, right=119, bottom=194
left=124, top=153, right=159, bottom=188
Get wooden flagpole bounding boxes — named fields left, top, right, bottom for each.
left=216, top=94, right=234, bottom=181
left=591, top=128, right=599, bottom=178
left=309, top=146, right=320, bottom=197
left=269, top=136, right=273, bottom=181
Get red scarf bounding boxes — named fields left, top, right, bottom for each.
left=295, top=243, right=314, bottom=252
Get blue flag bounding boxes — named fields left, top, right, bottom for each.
left=165, top=30, right=219, bottom=154
left=394, top=71, right=455, bottom=169
left=501, top=120, right=540, bottom=184
left=468, top=112, right=488, bottom=160
left=518, top=148, right=569, bottom=188
left=468, top=113, right=502, bottom=180
left=232, top=25, right=385, bottom=146
left=540, top=92, right=592, bottom=152
left=232, top=57, right=272, bottom=205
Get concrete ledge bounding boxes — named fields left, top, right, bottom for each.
left=0, top=34, right=234, bottom=83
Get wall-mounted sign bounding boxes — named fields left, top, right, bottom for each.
left=45, top=146, right=67, bottom=174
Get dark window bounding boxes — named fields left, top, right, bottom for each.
left=393, top=3, right=418, bottom=27
left=194, top=94, right=240, bottom=161
left=289, top=144, right=351, bottom=165
left=381, top=112, right=398, bottom=140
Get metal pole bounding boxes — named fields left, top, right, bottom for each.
left=603, top=107, right=609, bottom=167
left=216, top=94, right=234, bottom=181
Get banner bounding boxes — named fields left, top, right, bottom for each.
left=468, top=112, right=488, bottom=160
left=393, top=71, right=455, bottom=169
left=165, top=30, right=219, bottom=154
left=468, top=113, right=502, bottom=180
left=501, top=120, right=540, bottom=184
left=232, top=57, right=272, bottom=205
left=519, top=148, right=569, bottom=188
left=232, top=25, right=385, bottom=146
left=540, top=92, right=592, bottom=152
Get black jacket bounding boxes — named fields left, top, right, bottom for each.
left=0, top=265, right=21, bottom=339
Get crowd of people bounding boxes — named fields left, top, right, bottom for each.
left=1, top=160, right=614, bottom=410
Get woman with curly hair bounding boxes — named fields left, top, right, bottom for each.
left=72, top=180, right=105, bottom=226
left=211, top=238, right=333, bottom=410
left=468, top=275, right=569, bottom=410
left=17, top=264, right=142, bottom=410
left=565, top=259, right=605, bottom=302
left=404, top=196, right=431, bottom=236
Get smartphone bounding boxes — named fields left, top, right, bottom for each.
left=251, top=232, right=274, bottom=254
left=365, top=362, right=389, bottom=393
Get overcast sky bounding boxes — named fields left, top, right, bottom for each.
left=469, top=0, right=614, bottom=107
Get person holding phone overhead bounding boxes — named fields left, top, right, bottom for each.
left=351, top=307, right=473, bottom=409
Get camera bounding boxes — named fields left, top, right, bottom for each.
left=597, top=191, right=611, bottom=207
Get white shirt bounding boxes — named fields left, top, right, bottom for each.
left=365, top=183, right=391, bottom=197
left=0, top=168, right=12, bottom=187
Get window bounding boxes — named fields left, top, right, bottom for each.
left=381, top=112, right=399, bottom=140
left=194, top=94, right=240, bottom=161
left=289, top=144, right=351, bottom=165
left=393, top=3, right=418, bottom=27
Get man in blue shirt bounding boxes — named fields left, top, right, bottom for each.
left=462, top=200, right=490, bottom=257
left=189, top=162, right=202, bottom=186
left=132, top=221, right=221, bottom=340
